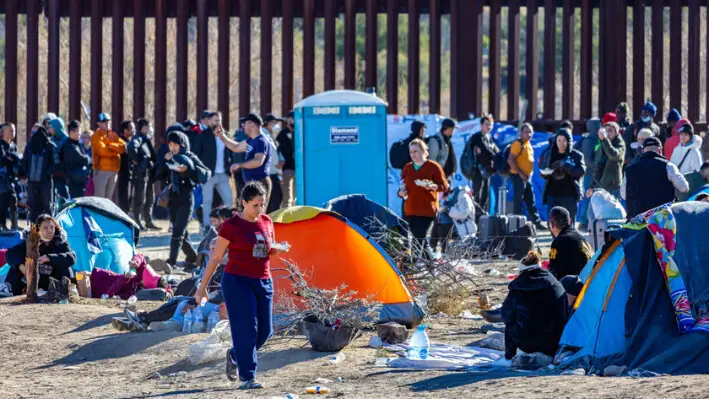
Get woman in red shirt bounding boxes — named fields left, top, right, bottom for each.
left=196, top=181, right=280, bottom=390
left=398, top=138, right=448, bottom=262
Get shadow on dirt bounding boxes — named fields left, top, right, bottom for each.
left=37, top=330, right=182, bottom=369
left=408, top=369, right=534, bottom=391
left=64, top=312, right=122, bottom=334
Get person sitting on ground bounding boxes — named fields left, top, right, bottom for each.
left=547, top=206, right=593, bottom=280
left=91, top=254, right=170, bottom=300
left=560, top=275, right=584, bottom=315
left=501, top=251, right=570, bottom=360
left=113, top=238, right=227, bottom=332
left=195, top=207, right=234, bottom=270
left=4, top=214, right=77, bottom=296
left=680, top=161, right=709, bottom=202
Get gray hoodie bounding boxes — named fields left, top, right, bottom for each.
left=581, top=118, right=601, bottom=177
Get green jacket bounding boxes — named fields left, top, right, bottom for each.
left=592, top=136, right=626, bottom=191
left=678, top=172, right=707, bottom=202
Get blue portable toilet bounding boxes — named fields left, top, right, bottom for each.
left=294, top=90, right=388, bottom=207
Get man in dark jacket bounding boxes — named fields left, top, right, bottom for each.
left=276, top=111, right=296, bottom=208
left=428, top=118, right=458, bottom=179
left=23, top=126, right=56, bottom=221
left=589, top=121, right=625, bottom=199
left=117, top=121, right=136, bottom=213
left=0, top=123, right=20, bottom=230
left=622, top=137, right=689, bottom=219
left=466, top=115, right=499, bottom=209
left=62, top=120, right=92, bottom=199
left=577, top=118, right=601, bottom=231
left=390, top=120, right=426, bottom=170
left=127, top=119, right=157, bottom=230
left=547, top=207, right=593, bottom=280
left=501, top=252, right=569, bottom=360
left=192, top=111, right=234, bottom=231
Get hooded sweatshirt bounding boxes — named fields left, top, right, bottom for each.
left=500, top=267, right=569, bottom=359
left=664, top=118, right=690, bottom=160
left=581, top=118, right=601, bottom=174
left=670, top=135, right=704, bottom=175
left=23, top=127, right=56, bottom=181
left=49, top=118, right=68, bottom=175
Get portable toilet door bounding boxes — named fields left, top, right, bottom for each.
left=294, top=90, right=388, bottom=207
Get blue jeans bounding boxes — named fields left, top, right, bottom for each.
left=546, top=195, right=579, bottom=224
left=578, top=174, right=593, bottom=226
left=221, top=272, right=273, bottom=382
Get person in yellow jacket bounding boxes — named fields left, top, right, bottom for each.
left=91, top=113, right=126, bottom=200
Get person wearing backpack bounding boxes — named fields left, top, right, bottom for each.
left=154, top=130, right=211, bottom=270
left=389, top=120, right=426, bottom=170
left=427, top=118, right=458, bottom=179
left=508, top=123, right=543, bottom=230
left=23, top=126, right=56, bottom=222
left=465, top=115, right=499, bottom=209
left=62, top=120, right=92, bottom=199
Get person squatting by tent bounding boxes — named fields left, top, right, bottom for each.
left=23, top=126, right=56, bottom=222
left=501, top=251, right=570, bottom=360
left=547, top=206, right=593, bottom=280
left=4, top=215, right=76, bottom=296
left=154, top=130, right=211, bottom=270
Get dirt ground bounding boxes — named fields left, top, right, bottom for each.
left=1, top=220, right=707, bottom=399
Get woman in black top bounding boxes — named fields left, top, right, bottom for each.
left=541, top=128, right=586, bottom=224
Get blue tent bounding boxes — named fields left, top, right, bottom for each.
left=56, top=197, right=140, bottom=274
left=556, top=201, right=709, bottom=374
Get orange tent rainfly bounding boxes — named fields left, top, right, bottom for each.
left=270, top=206, right=424, bottom=327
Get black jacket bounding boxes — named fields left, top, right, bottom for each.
left=501, top=267, right=569, bottom=360
left=23, top=129, right=56, bottom=183
left=0, top=140, right=21, bottom=186
left=548, top=226, right=593, bottom=280
left=155, top=132, right=211, bottom=194
left=127, top=133, right=155, bottom=179
left=192, top=128, right=234, bottom=176
left=542, top=148, right=586, bottom=202
left=467, top=131, right=499, bottom=173
left=5, top=230, right=77, bottom=295
left=276, top=127, right=295, bottom=171
left=61, top=138, right=92, bottom=184
left=625, top=151, right=676, bottom=219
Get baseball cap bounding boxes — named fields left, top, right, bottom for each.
left=97, top=112, right=111, bottom=122
left=441, top=118, right=458, bottom=129
left=200, top=110, right=213, bottom=120
left=262, top=113, right=283, bottom=126
left=287, top=110, right=295, bottom=118
left=240, top=113, right=263, bottom=126
left=642, top=136, right=662, bottom=149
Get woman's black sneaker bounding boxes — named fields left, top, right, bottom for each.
left=225, top=349, right=238, bottom=381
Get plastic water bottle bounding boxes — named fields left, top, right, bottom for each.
left=207, top=311, right=220, bottom=333
left=127, top=295, right=138, bottom=305
left=183, top=309, right=193, bottom=334
left=407, top=325, right=430, bottom=360
left=191, top=306, right=204, bottom=333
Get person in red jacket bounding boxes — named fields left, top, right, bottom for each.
left=398, top=138, right=449, bottom=263
left=664, top=118, right=690, bottom=160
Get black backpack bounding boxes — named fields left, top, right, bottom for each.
left=460, top=139, right=477, bottom=180
left=389, top=138, right=412, bottom=169
left=494, top=140, right=520, bottom=176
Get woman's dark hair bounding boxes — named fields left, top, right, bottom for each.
left=240, top=181, right=267, bottom=203
left=157, top=276, right=169, bottom=289
left=136, top=118, right=150, bottom=132
left=35, top=214, right=61, bottom=232
left=209, top=206, right=233, bottom=219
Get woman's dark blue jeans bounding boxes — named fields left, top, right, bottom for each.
left=221, top=272, right=273, bottom=382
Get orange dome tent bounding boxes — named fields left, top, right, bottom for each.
left=270, top=206, right=424, bottom=326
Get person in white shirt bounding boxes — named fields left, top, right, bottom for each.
left=669, top=123, right=704, bottom=175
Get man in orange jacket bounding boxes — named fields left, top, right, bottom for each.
left=91, top=112, right=126, bottom=200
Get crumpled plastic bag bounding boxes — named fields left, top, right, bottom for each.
left=188, top=320, right=231, bottom=365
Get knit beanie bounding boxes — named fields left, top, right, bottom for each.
left=642, top=101, right=658, bottom=116
left=667, top=108, right=681, bottom=123
left=602, top=112, right=617, bottom=125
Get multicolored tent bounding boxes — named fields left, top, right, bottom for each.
left=270, top=206, right=424, bottom=326
left=556, top=201, right=709, bottom=374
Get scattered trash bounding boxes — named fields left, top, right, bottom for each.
left=374, top=357, right=395, bottom=367
left=431, top=312, right=449, bottom=318
left=127, top=295, right=138, bottom=305
left=368, top=336, right=383, bottom=348
left=376, top=322, right=408, bottom=344
left=561, top=368, right=586, bottom=376
left=313, top=378, right=332, bottom=384
left=327, top=352, right=345, bottom=365
left=407, top=325, right=430, bottom=360
left=304, top=386, right=330, bottom=394
left=484, top=268, right=502, bottom=276
left=628, top=369, right=663, bottom=378
left=507, top=273, right=518, bottom=281
left=100, top=294, right=109, bottom=300
left=480, top=323, right=506, bottom=334
left=478, top=293, right=491, bottom=310
left=512, top=352, right=553, bottom=370
left=459, top=310, right=483, bottom=320
left=168, top=371, right=187, bottom=379
left=187, top=320, right=231, bottom=365
left=477, top=332, right=505, bottom=351
left=63, top=366, right=80, bottom=370
left=147, top=372, right=163, bottom=380
left=37, top=289, right=48, bottom=297
left=59, top=299, right=69, bottom=304
left=603, top=365, right=628, bottom=377
left=454, top=264, right=478, bottom=276
left=336, top=377, right=344, bottom=382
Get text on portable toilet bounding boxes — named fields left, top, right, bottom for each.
left=330, top=126, right=360, bottom=144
